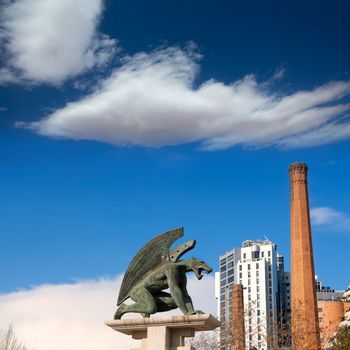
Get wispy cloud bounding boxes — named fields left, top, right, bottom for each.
left=311, top=206, right=350, bottom=232
left=0, top=0, right=117, bottom=85
left=271, top=67, right=286, bottom=81
left=17, top=46, right=350, bottom=150
left=0, top=274, right=216, bottom=350
left=322, top=160, right=338, bottom=167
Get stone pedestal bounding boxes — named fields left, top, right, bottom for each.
left=105, top=314, right=220, bottom=350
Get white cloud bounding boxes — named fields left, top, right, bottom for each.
left=2, top=2, right=349, bottom=149
left=311, top=207, right=350, bottom=231
left=0, top=274, right=216, bottom=350
left=18, top=47, right=350, bottom=150
left=0, top=0, right=116, bottom=85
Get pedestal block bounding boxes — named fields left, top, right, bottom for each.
left=105, top=314, right=220, bottom=350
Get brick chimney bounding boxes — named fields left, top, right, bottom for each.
left=289, top=162, right=320, bottom=350
left=231, top=284, right=246, bottom=350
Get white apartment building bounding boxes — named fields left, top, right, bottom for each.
left=216, top=239, right=290, bottom=350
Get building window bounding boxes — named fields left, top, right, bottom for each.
left=256, top=278, right=259, bottom=285
left=248, top=279, right=251, bottom=286
left=256, top=271, right=259, bottom=277
left=239, top=272, right=242, bottom=278
left=220, top=265, right=226, bottom=272
left=228, top=276, right=234, bottom=283
left=228, top=261, right=234, bottom=268
left=248, top=264, right=251, bottom=270
left=220, top=258, right=226, bottom=265
left=319, top=317, right=324, bottom=322
left=243, top=253, right=246, bottom=259
left=228, top=269, right=234, bottom=276
left=248, top=271, right=251, bottom=278
left=268, top=251, right=271, bottom=257
left=239, top=265, right=242, bottom=271
left=318, top=307, right=323, bottom=312
left=252, top=251, right=259, bottom=259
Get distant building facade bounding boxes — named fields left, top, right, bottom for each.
left=316, top=278, right=349, bottom=349
left=318, top=300, right=350, bottom=349
left=216, top=240, right=291, bottom=350
left=316, top=276, right=344, bottom=301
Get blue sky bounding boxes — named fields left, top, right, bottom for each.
left=1, top=0, right=350, bottom=299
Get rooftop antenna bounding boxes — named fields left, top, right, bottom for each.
left=264, top=234, right=270, bottom=242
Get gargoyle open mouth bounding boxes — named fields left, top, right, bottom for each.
left=197, top=268, right=204, bottom=280
left=195, top=264, right=212, bottom=280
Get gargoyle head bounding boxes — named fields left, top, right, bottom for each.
left=190, top=257, right=212, bottom=280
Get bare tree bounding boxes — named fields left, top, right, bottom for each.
left=218, top=298, right=291, bottom=350
left=0, top=326, right=27, bottom=350
left=187, top=330, right=220, bottom=350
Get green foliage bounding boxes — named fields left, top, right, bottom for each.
left=331, top=326, right=350, bottom=350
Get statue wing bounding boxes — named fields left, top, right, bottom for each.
left=117, top=227, right=184, bottom=305
left=169, top=239, right=196, bottom=262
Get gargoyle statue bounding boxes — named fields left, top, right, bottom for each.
left=114, top=227, right=212, bottom=319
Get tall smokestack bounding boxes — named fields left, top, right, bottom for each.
left=231, top=284, right=246, bottom=350
left=289, top=162, right=320, bottom=350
